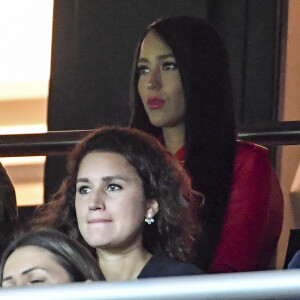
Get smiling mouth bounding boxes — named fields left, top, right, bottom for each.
left=147, top=97, right=165, bottom=109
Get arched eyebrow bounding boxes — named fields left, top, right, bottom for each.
left=22, top=267, right=40, bottom=275
left=76, top=178, right=89, bottom=183
left=138, top=53, right=175, bottom=63
left=76, top=175, right=130, bottom=184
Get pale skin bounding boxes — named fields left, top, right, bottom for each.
left=137, top=30, right=186, bottom=154
left=75, top=152, right=158, bottom=281
left=2, top=246, right=70, bottom=287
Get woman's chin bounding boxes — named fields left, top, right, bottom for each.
left=148, top=117, right=167, bottom=128
left=87, top=239, right=111, bottom=249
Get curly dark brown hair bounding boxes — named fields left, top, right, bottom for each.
left=32, top=126, right=202, bottom=262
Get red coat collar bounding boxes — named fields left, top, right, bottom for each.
left=158, top=135, right=186, bottom=165
left=174, top=145, right=186, bottom=166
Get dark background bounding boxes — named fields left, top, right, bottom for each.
left=44, top=0, right=282, bottom=200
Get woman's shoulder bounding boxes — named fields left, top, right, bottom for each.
left=236, top=140, right=269, bottom=155
left=138, top=250, right=204, bottom=279
left=236, top=140, right=269, bottom=158
left=233, top=140, right=271, bottom=175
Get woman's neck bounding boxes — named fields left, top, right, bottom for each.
left=97, top=245, right=152, bottom=281
left=162, top=123, right=185, bottom=154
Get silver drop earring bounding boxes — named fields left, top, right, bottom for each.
left=145, top=213, right=154, bottom=225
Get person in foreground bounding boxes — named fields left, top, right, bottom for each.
left=130, top=15, right=283, bottom=272
left=0, top=228, right=104, bottom=287
left=32, top=127, right=204, bottom=280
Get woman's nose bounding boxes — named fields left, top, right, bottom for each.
left=88, top=190, right=105, bottom=210
left=15, top=277, right=26, bottom=287
left=147, top=69, right=161, bottom=90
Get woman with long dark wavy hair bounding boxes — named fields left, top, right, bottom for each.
left=32, top=127, right=203, bottom=280
left=130, top=16, right=283, bottom=272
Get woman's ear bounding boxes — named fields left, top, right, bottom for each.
left=146, top=199, right=159, bottom=218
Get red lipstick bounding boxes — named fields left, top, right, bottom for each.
left=147, top=97, right=165, bottom=109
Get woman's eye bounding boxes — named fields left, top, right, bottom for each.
left=30, top=279, right=45, bottom=284
left=77, top=185, right=91, bottom=194
left=107, top=183, right=122, bottom=192
left=137, top=65, right=149, bottom=75
left=162, top=61, right=177, bottom=71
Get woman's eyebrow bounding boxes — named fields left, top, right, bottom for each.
left=102, top=175, right=129, bottom=182
left=157, top=53, right=174, bottom=60
left=138, top=57, right=148, bottom=63
left=2, top=275, right=12, bottom=282
left=76, top=178, right=89, bottom=183
left=22, top=267, right=41, bottom=275
left=138, top=53, right=174, bottom=63
left=77, top=175, right=130, bottom=183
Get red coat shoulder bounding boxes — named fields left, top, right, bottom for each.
left=208, top=140, right=283, bottom=273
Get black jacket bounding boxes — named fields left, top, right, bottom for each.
left=138, top=249, right=204, bottom=278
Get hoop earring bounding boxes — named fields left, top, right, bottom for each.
left=145, top=213, right=154, bottom=225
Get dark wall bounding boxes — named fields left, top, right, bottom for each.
left=48, top=0, right=207, bottom=131
left=45, top=0, right=280, bottom=200
left=208, top=0, right=278, bottom=123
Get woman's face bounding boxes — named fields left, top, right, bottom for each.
left=2, top=246, right=71, bottom=287
left=75, top=152, right=157, bottom=253
left=137, top=30, right=185, bottom=129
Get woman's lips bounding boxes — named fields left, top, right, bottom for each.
left=88, top=219, right=111, bottom=224
left=147, top=97, right=165, bottom=109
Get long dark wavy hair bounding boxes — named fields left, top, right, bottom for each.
left=32, top=127, right=201, bottom=263
left=0, top=228, right=104, bottom=285
left=130, top=16, right=236, bottom=270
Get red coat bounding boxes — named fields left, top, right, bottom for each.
left=174, top=140, right=283, bottom=272
left=208, top=140, right=283, bottom=273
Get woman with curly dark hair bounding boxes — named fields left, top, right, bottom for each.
left=32, top=127, right=203, bottom=280
left=130, top=16, right=283, bottom=273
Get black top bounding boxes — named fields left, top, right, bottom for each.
left=288, top=250, right=300, bottom=269
left=138, top=250, right=204, bottom=279
left=283, top=251, right=300, bottom=299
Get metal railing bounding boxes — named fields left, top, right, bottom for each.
left=0, top=121, right=299, bottom=157
left=238, top=121, right=300, bottom=146
left=0, top=270, right=300, bottom=299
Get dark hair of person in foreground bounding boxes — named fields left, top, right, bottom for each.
left=0, top=228, right=104, bottom=286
